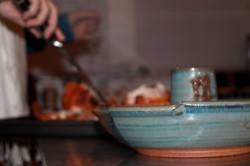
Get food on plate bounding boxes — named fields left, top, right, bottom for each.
left=32, top=81, right=170, bottom=121
left=32, top=102, right=87, bottom=121
left=109, top=82, right=170, bottom=106
left=62, top=82, right=98, bottom=113
left=32, top=82, right=99, bottom=121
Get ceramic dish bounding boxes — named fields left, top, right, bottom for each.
left=121, top=153, right=250, bottom=166
left=98, top=101, right=250, bottom=158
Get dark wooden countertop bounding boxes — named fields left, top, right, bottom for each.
left=0, top=118, right=104, bottom=137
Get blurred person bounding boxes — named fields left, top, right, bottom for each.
left=0, top=0, right=64, bottom=119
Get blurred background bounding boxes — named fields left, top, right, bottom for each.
left=28, top=0, right=250, bottom=98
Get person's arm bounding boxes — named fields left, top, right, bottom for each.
left=0, top=0, right=65, bottom=41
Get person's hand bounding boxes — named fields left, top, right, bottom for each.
left=0, top=0, right=65, bottom=41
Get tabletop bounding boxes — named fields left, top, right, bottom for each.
left=1, top=136, right=250, bottom=166
left=40, top=137, right=250, bottom=166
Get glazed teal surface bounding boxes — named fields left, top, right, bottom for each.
left=98, top=108, right=128, bottom=144
left=99, top=101, right=250, bottom=149
left=171, top=68, right=217, bottom=104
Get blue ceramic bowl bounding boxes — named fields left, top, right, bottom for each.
left=98, top=101, right=250, bottom=158
left=98, top=108, right=128, bottom=144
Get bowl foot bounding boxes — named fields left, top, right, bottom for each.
left=136, top=146, right=250, bottom=158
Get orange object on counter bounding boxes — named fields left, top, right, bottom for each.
left=32, top=81, right=99, bottom=121
left=107, top=83, right=170, bottom=107
left=132, top=94, right=170, bottom=106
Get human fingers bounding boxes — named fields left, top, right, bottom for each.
left=28, top=26, right=65, bottom=40
left=24, top=0, right=50, bottom=28
left=42, top=0, right=58, bottom=39
left=28, top=27, right=42, bottom=38
left=54, top=28, right=65, bottom=41
left=22, top=0, right=41, bottom=20
left=25, top=0, right=64, bottom=40
left=0, top=1, right=25, bottom=26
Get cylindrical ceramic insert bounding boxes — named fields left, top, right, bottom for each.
left=170, top=67, right=217, bottom=104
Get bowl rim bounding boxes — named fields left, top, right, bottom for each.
left=171, top=67, right=215, bottom=72
left=99, top=100, right=250, bottom=110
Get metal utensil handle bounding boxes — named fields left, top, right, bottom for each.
left=55, top=44, right=107, bottom=103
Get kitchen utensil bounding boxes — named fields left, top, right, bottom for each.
left=13, top=0, right=107, bottom=104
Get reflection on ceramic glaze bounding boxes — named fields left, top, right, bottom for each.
left=190, top=74, right=211, bottom=101
left=243, top=119, right=250, bottom=130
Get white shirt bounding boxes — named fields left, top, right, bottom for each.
left=0, top=18, right=29, bottom=119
